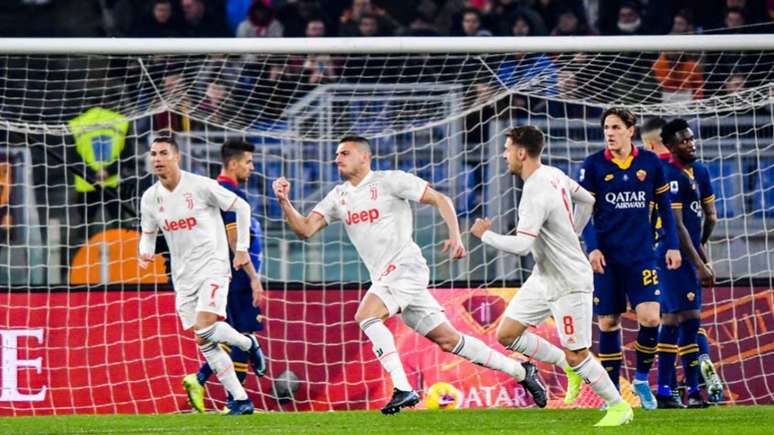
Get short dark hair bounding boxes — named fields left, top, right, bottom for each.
left=507, top=125, right=544, bottom=158
left=660, top=118, right=691, bottom=146
left=152, top=135, right=179, bottom=152
left=601, top=107, right=636, bottom=129
left=641, top=117, right=666, bottom=136
left=221, top=139, right=255, bottom=165
left=339, top=135, right=371, bottom=153
left=462, top=7, right=481, bottom=20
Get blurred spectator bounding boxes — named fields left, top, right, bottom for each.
left=486, top=0, right=522, bottom=35
left=531, top=0, right=588, bottom=34
left=236, top=1, right=283, bottom=37
left=357, top=14, right=381, bottom=36
left=181, top=0, right=230, bottom=37
left=226, top=0, right=253, bottom=33
left=652, top=52, right=704, bottom=102
left=551, top=8, right=592, bottom=35
left=276, top=0, right=326, bottom=37
left=135, top=0, right=182, bottom=37
left=403, top=0, right=441, bottom=36
left=339, top=0, right=399, bottom=36
left=724, top=72, right=746, bottom=94
left=458, top=7, right=493, bottom=36
left=671, top=9, right=694, bottom=34
left=725, top=6, right=747, bottom=28
left=610, top=1, right=645, bottom=35
left=306, top=17, right=327, bottom=37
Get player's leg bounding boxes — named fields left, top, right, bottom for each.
left=551, top=292, right=631, bottom=425
left=496, top=277, right=577, bottom=404
left=193, top=311, right=254, bottom=415
left=628, top=261, right=662, bottom=410
left=697, top=325, right=723, bottom=402
left=423, top=321, right=547, bottom=408
left=354, top=289, right=417, bottom=414
left=594, top=264, right=626, bottom=393
left=655, top=262, right=686, bottom=408
left=193, top=278, right=265, bottom=378
left=677, top=309, right=707, bottom=408
left=656, top=313, right=684, bottom=408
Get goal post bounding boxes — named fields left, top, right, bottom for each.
left=0, top=36, right=772, bottom=414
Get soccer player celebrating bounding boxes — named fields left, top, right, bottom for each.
left=138, top=136, right=266, bottom=415
left=272, top=136, right=547, bottom=414
left=471, top=126, right=633, bottom=427
left=655, top=119, right=722, bottom=408
left=579, top=107, right=682, bottom=410
left=182, top=139, right=267, bottom=413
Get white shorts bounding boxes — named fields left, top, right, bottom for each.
left=176, top=275, right=230, bottom=330
left=367, top=261, right=447, bottom=336
left=504, top=274, right=593, bottom=351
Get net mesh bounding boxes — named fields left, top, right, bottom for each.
left=0, top=48, right=772, bottom=414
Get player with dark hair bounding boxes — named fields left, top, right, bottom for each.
left=139, top=137, right=266, bottom=416
left=655, top=119, right=722, bottom=408
left=579, top=107, right=682, bottom=410
left=472, top=125, right=633, bottom=427
left=273, top=135, right=547, bottom=415
left=180, top=139, right=267, bottom=413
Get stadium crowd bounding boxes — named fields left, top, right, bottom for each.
left=1, top=0, right=773, bottom=38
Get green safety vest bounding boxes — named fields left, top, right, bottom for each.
left=68, top=107, right=129, bottom=193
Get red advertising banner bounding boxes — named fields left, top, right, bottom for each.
left=0, top=286, right=771, bottom=415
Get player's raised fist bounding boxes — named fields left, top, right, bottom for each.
left=442, top=237, right=467, bottom=259
left=272, top=177, right=290, bottom=201
left=470, top=218, right=491, bottom=239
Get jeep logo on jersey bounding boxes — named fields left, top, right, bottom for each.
left=345, top=208, right=380, bottom=225
left=162, top=217, right=198, bottom=232
left=604, top=191, right=646, bottom=209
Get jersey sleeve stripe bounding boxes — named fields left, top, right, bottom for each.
left=517, top=229, right=538, bottom=238
left=702, top=195, right=716, bottom=203
left=142, top=230, right=156, bottom=234
left=225, top=223, right=237, bottom=230
left=655, top=184, right=670, bottom=194
left=671, top=203, right=683, bottom=209
left=225, top=197, right=238, bottom=211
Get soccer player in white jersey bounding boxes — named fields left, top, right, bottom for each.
left=272, top=135, right=547, bottom=414
left=137, top=136, right=266, bottom=415
left=470, top=126, right=633, bottom=427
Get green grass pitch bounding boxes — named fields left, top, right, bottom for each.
left=1, top=406, right=773, bottom=434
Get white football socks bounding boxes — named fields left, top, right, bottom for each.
left=198, top=342, right=248, bottom=401
left=360, top=317, right=413, bottom=392
left=572, top=354, right=623, bottom=406
left=507, top=331, right=569, bottom=370
left=453, top=334, right=526, bottom=381
left=196, top=321, right=252, bottom=351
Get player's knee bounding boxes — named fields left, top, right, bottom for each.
left=639, top=315, right=660, bottom=328
left=563, top=348, right=589, bottom=367
left=496, top=328, right=518, bottom=349
left=597, top=315, right=620, bottom=331
left=437, top=337, right=458, bottom=353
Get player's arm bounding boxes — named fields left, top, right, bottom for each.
left=654, top=164, right=682, bottom=270
left=420, top=187, right=466, bottom=259
left=471, top=185, right=544, bottom=256
left=225, top=224, right=264, bottom=306
left=272, top=176, right=327, bottom=240
left=578, top=157, right=604, bottom=273
left=698, top=168, right=718, bottom=246
left=206, top=180, right=252, bottom=270
left=569, top=180, right=595, bottom=235
left=137, top=193, right=158, bottom=269
left=671, top=206, right=714, bottom=286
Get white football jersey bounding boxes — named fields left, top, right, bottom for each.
left=517, top=165, right=593, bottom=299
left=140, top=171, right=238, bottom=292
left=313, top=170, right=429, bottom=281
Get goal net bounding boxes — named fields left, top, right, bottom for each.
left=0, top=36, right=772, bottom=414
